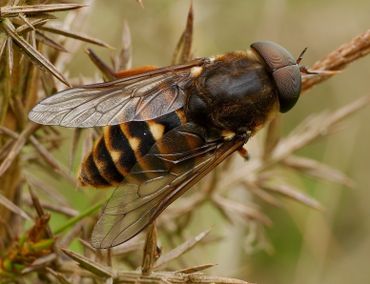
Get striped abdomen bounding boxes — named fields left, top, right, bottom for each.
left=79, top=109, right=187, bottom=187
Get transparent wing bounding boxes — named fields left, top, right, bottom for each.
left=28, top=60, right=205, bottom=128
left=91, top=124, right=246, bottom=248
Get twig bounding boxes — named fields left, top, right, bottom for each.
left=141, top=222, right=160, bottom=275
left=0, top=192, right=32, bottom=220
left=28, top=185, right=54, bottom=239
left=0, top=123, right=40, bottom=176
left=114, top=271, right=252, bottom=284
left=61, top=248, right=114, bottom=278
left=302, top=29, right=370, bottom=92
left=154, top=229, right=210, bottom=270
left=23, top=197, right=78, bottom=217
left=172, top=2, right=193, bottom=64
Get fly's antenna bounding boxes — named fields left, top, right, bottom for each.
left=297, top=47, right=340, bottom=76
left=296, top=47, right=315, bottom=74
left=296, top=47, right=308, bottom=65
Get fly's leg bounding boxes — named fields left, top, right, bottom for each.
left=238, top=146, right=250, bottom=160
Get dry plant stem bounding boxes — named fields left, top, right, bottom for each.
left=116, top=20, right=132, bottom=71
left=57, top=258, right=249, bottom=284
left=0, top=124, right=39, bottom=246
left=302, top=29, right=370, bottom=92
left=23, top=197, right=78, bottom=217
left=175, top=264, right=216, bottom=274
left=141, top=222, right=159, bottom=275
left=0, top=125, right=76, bottom=185
left=1, top=18, right=70, bottom=86
left=85, top=48, right=117, bottom=80
left=114, top=271, right=251, bottom=284
left=271, top=95, right=370, bottom=163
left=154, top=230, right=210, bottom=270
left=29, top=135, right=77, bottom=185
left=263, top=115, right=281, bottom=160
left=58, top=220, right=87, bottom=248
left=69, top=128, right=82, bottom=171
left=24, top=172, right=70, bottom=206
left=0, top=191, right=31, bottom=220
left=111, top=239, right=145, bottom=256
left=61, top=248, right=114, bottom=278
left=213, top=194, right=272, bottom=226
left=0, top=123, right=40, bottom=176
left=21, top=253, right=58, bottom=274
left=38, top=26, right=113, bottom=49
left=45, top=267, right=71, bottom=284
left=0, top=3, right=85, bottom=17
left=171, top=2, right=193, bottom=64
left=28, top=185, right=53, bottom=239
left=221, top=95, right=370, bottom=191
left=283, top=155, right=354, bottom=188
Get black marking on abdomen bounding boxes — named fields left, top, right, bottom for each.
left=79, top=153, right=110, bottom=187
left=93, top=137, right=124, bottom=185
left=126, top=121, right=156, bottom=157
left=107, top=125, right=137, bottom=175
left=79, top=109, right=188, bottom=188
left=152, top=111, right=183, bottom=134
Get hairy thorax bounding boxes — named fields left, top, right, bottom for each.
left=185, top=51, right=280, bottom=135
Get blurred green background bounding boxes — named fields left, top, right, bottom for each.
left=54, top=1, right=370, bottom=283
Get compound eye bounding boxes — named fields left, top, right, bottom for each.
left=273, top=65, right=301, bottom=112
left=251, top=41, right=302, bottom=112
left=251, top=41, right=296, bottom=71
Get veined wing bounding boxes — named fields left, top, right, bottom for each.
left=28, top=59, right=207, bottom=128
left=91, top=123, right=247, bottom=248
